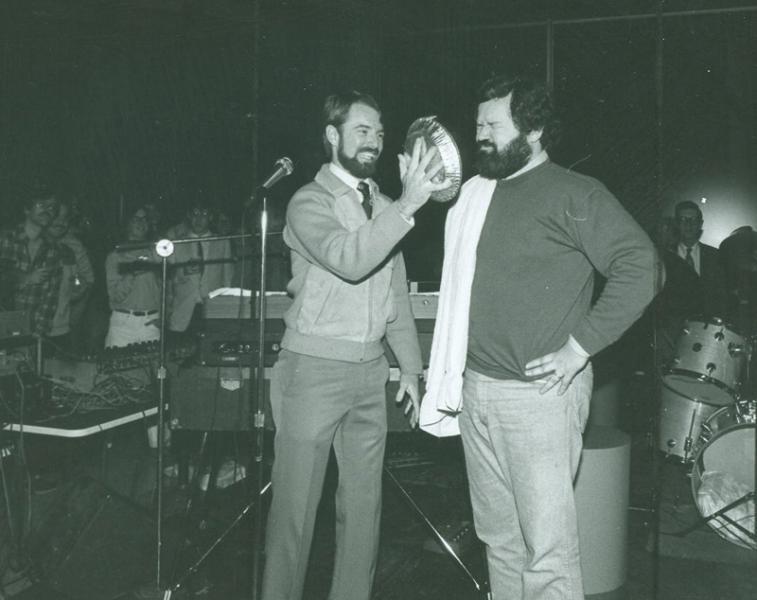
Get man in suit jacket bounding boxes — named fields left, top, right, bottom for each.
left=166, top=202, right=234, bottom=333
left=674, top=200, right=728, bottom=320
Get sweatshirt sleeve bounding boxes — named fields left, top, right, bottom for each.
left=384, top=253, right=423, bottom=376
left=284, top=187, right=414, bottom=283
left=571, top=187, right=659, bottom=355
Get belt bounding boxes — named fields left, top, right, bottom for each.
left=114, top=308, right=159, bottom=317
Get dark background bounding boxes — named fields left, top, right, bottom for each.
left=1, top=0, right=756, bottom=281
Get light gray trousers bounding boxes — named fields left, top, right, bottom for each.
left=261, top=350, right=389, bottom=600
left=460, top=367, right=593, bottom=600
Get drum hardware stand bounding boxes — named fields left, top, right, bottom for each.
left=383, top=464, right=490, bottom=599
left=662, top=490, right=755, bottom=546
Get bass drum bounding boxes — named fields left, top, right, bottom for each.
left=690, top=400, right=756, bottom=549
left=658, top=383, right=719, bottom=462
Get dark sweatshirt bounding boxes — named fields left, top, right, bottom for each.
left=467, top=160, right=657, bottom=381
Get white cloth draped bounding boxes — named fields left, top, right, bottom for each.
left=419, top=176, right=496, bottom=437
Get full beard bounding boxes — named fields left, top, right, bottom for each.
left=475, top=133, right=532, bottom=180
left=338, top=146, right=379, bottom=179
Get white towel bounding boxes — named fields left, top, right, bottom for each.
left=420, top=176, right=497, bottom=437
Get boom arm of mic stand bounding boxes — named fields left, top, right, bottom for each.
left=116, top=233, right=254, bottom=253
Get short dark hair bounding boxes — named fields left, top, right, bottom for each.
left=321, top=90, right=381, bottom=156
left=477, top=75, right=561, bottom=151
left=22, top=180, right=56, bottom=210
left=674, top=200, right=703, bottom=221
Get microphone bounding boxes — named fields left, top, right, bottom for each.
left=260, top=157, right=294, bottom=190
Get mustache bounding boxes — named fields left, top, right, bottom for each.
left=476, top=141, right=496, bottom=152
left=357, top=147, right=379, bottom=157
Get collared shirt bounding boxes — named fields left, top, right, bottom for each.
left=677, top=242, right=701, bottom=275
left=328, top=161, right=414, bottom=225
left=0, top=223, right=63, bottom=335
left=329, top=162, right=370, bottom=208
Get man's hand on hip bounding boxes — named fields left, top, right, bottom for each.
left=525, top=341, right=589, bottom=396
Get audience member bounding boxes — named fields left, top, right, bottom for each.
left=104, top=207, right=161, bottom=348
left=166, top=202, right=233, bottom=335
left=0, top=187, right=64, bottom=336
left=673, top=200, right=728, bottom=319
left=45, top=202, right=94, bottom=355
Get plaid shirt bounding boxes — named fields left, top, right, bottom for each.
left=0, top=223, right=64, bottom=335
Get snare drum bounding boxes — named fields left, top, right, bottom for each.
left=690, top=400, right=756, bottom=549
left=665, top=318, right=748, bottom=406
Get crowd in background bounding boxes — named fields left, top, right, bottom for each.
left=0, top=184, right=290, bottom=359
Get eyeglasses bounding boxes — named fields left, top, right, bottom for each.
left=190, top=209, right=210, bottom=217
left=33, top=200, right=58, bottom=211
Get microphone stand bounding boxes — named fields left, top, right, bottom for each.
left=251, top=189, right=270, bottom=600
left=155, top=241, right=171, bottom=592
left=114, top=233, right=254, bottom=598
left=155, top=196, right=274, bottom=599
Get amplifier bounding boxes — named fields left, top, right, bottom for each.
left=169, top=365, right=264, bottom=431
left=197, top=319, right=284, bottom=367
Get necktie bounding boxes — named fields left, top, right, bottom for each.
left=685, top=246, right=695, bottom=272
left=196, top=240, right=205, bottom=276
left=357, top=181, right=372, bottom=219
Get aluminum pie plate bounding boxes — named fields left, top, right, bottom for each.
left=404, top=115, right=462, bottom=203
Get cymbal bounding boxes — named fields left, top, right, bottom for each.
left=720, top=227, right=757, bottom=270
left=404, top=116, right=462, bottom=203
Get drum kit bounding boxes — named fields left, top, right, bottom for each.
left=657, top=317, right=756, bottom=549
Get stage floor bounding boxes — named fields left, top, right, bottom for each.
left=3, top=404, right=755, bottom=600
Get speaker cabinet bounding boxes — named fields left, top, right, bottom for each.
left=32, top=477, right=155, bottom=600
left=169, top=365, right=270, bottom=431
